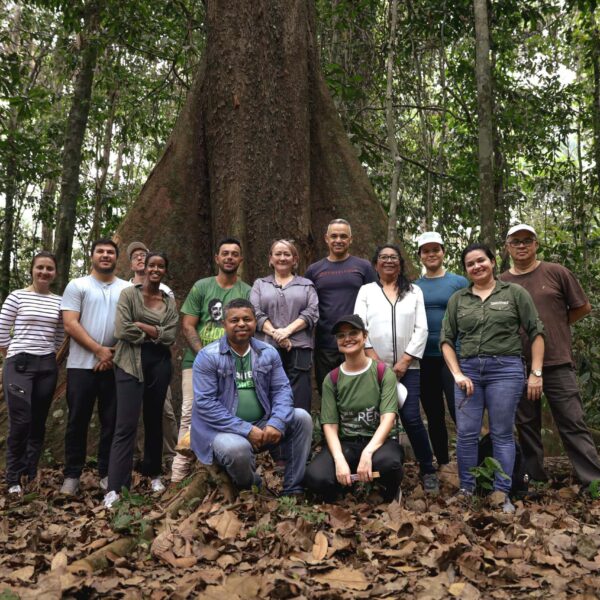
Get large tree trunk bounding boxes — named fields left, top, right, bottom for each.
left=53, top=1, right=102, bottom=293
left=473, top=0, right=496, bottom=251
left=385, top=0, right=401, bottom=244
left=591, top=22, right=600, bottom=238
left=115, top=0, right=387, bottom=288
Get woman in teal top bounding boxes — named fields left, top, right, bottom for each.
left=414, top=231, right=468, bottom=466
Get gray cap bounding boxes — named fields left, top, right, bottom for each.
left=127, top=241, right=149, bottom=260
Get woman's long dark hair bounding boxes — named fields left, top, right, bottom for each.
left=371, top=244, right=412, bottom=299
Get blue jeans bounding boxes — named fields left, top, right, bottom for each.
left=399, top=369, right=435, bottom=475
left=212, top=408, right=313, bottom=494
left=455, top=356, right=525, bottom=493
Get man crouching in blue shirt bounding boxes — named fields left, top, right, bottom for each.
left=190, top=298, right=313, bottom=496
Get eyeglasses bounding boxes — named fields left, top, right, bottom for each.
left=334, top=329, right=363, bottom=341
left=378, top=254, right=400, bottom=262
left=508, top=238, right=536, bottom=247
left=131, top=251, right=147, bottom=260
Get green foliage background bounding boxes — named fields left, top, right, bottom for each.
left=1, top=0, right=599, bottom=417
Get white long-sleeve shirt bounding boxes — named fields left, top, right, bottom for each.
left=354, top=282, right=428, bottom=369
left=0, top=289, right=65, bottom=357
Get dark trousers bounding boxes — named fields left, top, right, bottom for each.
left=4, top=353, right=58, bottom=485
left=278, top=347, right=313, bottom=413
left=304, top=437, right=404, bottom=502
left=64, top=369, right=117, bottom=479
left=517, top=364, right=600, bottom=484
left=420, top=356, right=456, bottom=465
left=399, top=369, right=436, bottom=475
left=314, top=347, right=344, bottom=395
left=108, top=344, right=172, bottom=492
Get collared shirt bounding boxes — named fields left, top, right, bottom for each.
left=440, top=280, right=544, bottom=358
left=250, top=274, right=319, bottom=350
left=354, top=282, right=428, bottom=369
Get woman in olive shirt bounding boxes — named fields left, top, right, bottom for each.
left=104, top=252, right=178, bottom=508
left=440, top=243, right=544, bottom=513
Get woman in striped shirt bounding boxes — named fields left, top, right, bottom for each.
left=0, top=251, right=64, bottom=495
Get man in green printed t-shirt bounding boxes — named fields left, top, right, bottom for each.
left=171, top=237, right=251, bottom=482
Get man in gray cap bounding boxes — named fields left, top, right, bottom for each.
left=500, top=224, right=600, bottom=487
left=127, top=241, right=179, bottom=472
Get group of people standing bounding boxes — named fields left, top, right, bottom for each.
left=2, top=219, right=599, bottom=514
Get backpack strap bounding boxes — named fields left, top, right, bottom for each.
left=376, top=360, right=386, bottom=384
left=329, top=366, right=340, bottom=388
left=331, top=361, right=385, bottom=393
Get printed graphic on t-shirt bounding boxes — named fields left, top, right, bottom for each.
left=339, top=406, right=380, bottom=436
left=208, top=298, right=223, bottom=322
left=198, top=298, right=225, bottom=346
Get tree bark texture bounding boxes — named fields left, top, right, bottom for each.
left=385, top=0, right=401, bottom=244
left=473, top=0, right=496, bottom=251
left=115, top=0, right=388, bottom=290
left=0, top=125, right=18, bottom=302
left=53, top=1, right=102, bottom=293
left=591, top=26, right=600, bottom=212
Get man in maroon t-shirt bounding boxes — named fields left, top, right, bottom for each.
left=500, top=224, right=600, bottom=486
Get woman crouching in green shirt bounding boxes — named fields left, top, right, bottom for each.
left=304, top=314, right=404, bottom=502
left=440, top=243, right=544, bottom=513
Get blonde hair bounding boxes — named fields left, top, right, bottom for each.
left=269, top=239, right=299, bottom=272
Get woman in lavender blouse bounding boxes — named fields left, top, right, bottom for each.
left=250, top=240, right=319, bottom=412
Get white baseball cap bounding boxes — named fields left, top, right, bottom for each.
left=506, top=224, right=537, bottom=238
left=417, top=231, right=444, bottom=249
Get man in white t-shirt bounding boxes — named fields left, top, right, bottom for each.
left=126, top=241, right=178, bottom=471
left=59, top=239, right=131, bottom=495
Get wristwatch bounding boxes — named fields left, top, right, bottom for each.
left=531, top=368, right=542, bottom=377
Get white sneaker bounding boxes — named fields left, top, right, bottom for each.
left=99, top=476, right=108, bottom=491
left=8, top=485, right=22, bottom=495
left=103, top=490, right=119, bottom=509
left=60, top=477, right=80, bottom=495
left=151, top=478, right=165, bottom=493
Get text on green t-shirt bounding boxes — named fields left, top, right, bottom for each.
left=233, top=349, right=265, bottom=423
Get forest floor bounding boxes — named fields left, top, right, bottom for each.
left=0, top=456, right=599, bottom=600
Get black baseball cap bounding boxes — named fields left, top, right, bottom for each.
left=331, top=314, right=366, bottom=334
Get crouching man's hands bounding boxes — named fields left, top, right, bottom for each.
left=247, top=425, right=282, bottom=450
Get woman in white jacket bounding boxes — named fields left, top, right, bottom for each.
left=355, top=243, right=439, bottom=494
